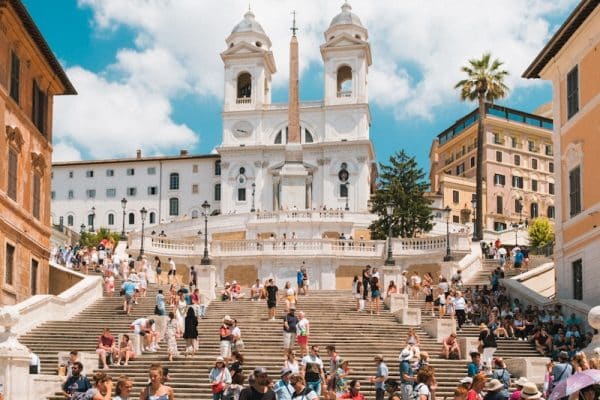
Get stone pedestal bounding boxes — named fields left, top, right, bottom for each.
left=394, top=308, right=421, bottom=326
left=423, top=318, right=456, bottom=342
left=29, top=375, right=62, bottom=400
left=458, top=337, right=480, bottom=360
left=385, top=294, right=409, bottom=313
left=195, top=264, right=216, bottom=301
left=0, top=307, right=32, bottom=400
left=504, top=357, right=551, bottom=385
left=583, top=305, right=600, bottom=357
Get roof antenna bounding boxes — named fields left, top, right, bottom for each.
left=291, top=10, right=298, bottom=37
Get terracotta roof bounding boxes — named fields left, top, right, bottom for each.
left=523, top=0, right=600, bottom=79
left=1, top=0, right=76, bottom=94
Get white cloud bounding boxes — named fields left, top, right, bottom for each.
left=52, top=142, right=82, bottom=162
left=53, top=0, right=577, bottom=160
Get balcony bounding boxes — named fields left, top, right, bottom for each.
left=253, top=209, right=346, bottom=222
left=337, top=90, right=352, bottom=98
left=236, top=97, right=252, bottom=104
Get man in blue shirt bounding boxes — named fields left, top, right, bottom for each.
left=62, top=362, right=91, bottom=398
left=122, top=278, right=136, bottom=315
left=369, top=354, right=388, bottom=400
left=274, top=368, right=294, bottom=400
left=467, top=351, right=481, bottom=377
left=399, top=349, right=414, bottom=400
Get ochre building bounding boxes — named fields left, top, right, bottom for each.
left=524, top=0, right=600, bottom=306
left=0, top=0, right=76, bottom=304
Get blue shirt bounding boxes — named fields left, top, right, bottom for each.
left=63, top=375, right=92, bottom=394
left=123, top=281, right=136, bottom=296
left=375, top=362, right=388, bottom=390
left=274, top=379, right=294, bottom=400
left=467, top=362, right=480, bottom=377
left=400, top=360, right=413, bottom=384
left=514, top=252, right=524, bottom=264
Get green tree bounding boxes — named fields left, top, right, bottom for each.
left=528, top=217, right=555, bottom=249
left=369, top=150, right=433, bottom=239
left=80, top=227, right=121, bottom=248
left=455, top=53, right=509, bottom=240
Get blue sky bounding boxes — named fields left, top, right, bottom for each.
left=23, top=0, right=576, bottom=173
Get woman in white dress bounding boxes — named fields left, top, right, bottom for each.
left=166, top=311, right=180, bottom=362
left=143, top=256, right=156, bottom=285
left=175, top=291, right=187, bottom=332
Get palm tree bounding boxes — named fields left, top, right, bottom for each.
left=455, top=53, right=509, bottom=241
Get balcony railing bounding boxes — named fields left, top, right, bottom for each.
left=253, top=209, right=346, bottom=221
left=236, top=97, right=252, bottom=104
left=337, top=90, right=352, bottom=98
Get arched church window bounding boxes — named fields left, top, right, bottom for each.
left=67, top=215, right=74, bottom=226
left=128, top=212, right=135, bottom=225
left=274, top=127, right=289, bottom=144
left=108, top=213, right=115, bottom=225
left=337, top=66, right=352, bottom=97
left=149, top=212, right=156, bottom=224
left=305, top=129, right=314, bottom=143
left=237, top=72, right=252, bottom=99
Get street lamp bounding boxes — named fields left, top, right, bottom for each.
left=120, top=197, right=128, bottom=240
left=471, top=194, right=477, bottom=242
left=512, top=197, right=523, bottom=246
left=80, top=223, right=86, bottom=246
left=89, top=206, right=96, bottom=232
left=443, top=206, right=453, bottom=261
left=344, top=182, right=350, bottom=211
left=251, top=182, right=256, bottom=212
left=139, top=207, right=147, bottom=259
left=384, top=203, right=395, bottom=266
left=201, top=200, right=211, bottom=265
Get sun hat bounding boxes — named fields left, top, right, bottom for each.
left=514, top=377, right=529, bottom=387
left=374, top=354, right=384, bottom=361
left=485, top=379, right=504, bottom=392
left=520, top=382, right=542, bottom=399
left=399, top=349, right=412, bottom=361
left=479, top=323, right=488, bottom=330
left=215, top=357, right=225, bottom=363
left=459, top=377, right=473, bottom=384
left=223, top=315, right=232, bottom=322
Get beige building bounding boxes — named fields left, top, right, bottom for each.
left=430, top=103, right=554, bottom=236
left=0, top=0, right=76, bottom=304
left=524, top=0, right=600, bottom=305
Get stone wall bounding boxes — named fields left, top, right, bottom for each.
left=49, top=263, right=84, bottom=295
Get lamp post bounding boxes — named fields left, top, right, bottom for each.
left=120, top=197, right=128, bottom=240
left=89, top=206, right=96, bottom=232
left=471, top=194, right=477, bottom=242
left=201, top=200, right=211, bottom=265
left=59, top=216, right=64, bottom=232
left=443, top=206, right=453, bottom=261
left=384, top=203, right=395, bottom=266
left=344, top=182, right=350, bottom=211
left=80, top=223, right=86, bottom=246
left=251, top=182, right=256, bottom=212
left=139, top=207, right=147, bottom=259
left=513, top=196, right=523, bottom=246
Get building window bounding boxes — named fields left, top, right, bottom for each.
left=515, top=198, right=523, bottom=214
left=106, top=169, right=114, bottom=177
left=128, top=212, right=135, bottom=224
left=569, top=166, right=581, bottom=217
left=496, top=196, right=503, bottom=214
left=87, top=213, right=94, bottom=227
left=494, top=174, right=505, bottom=186
left=68, top=190, right=74, bottom=199
left=127, top=187, right=137, bottom=196
left=238, top=188, right=246, bottom=202
left=514, top=155, right=521, bottom=166
left=470, top=157, right=475, bottom=168
left=149, top=212, right=156, bottom=224
left=572, top=259, right=583, bottom=300
left=215, top=184, right=221, bottom=201
left=511, top=176, right=523, bottom=189
left=169, top=198, right=179, bottom=216
left=192, top=164, right=198, bottom=173
left=531, top=159, right=538, bottom=170
left=511, top=137, right=518, bottom=148
left=530, top=203, right=539, bottom=218
left=147, top=167, right=156, bottom=175
left=10, top=51, right=20, bottom=103
left=452, top=215, right=460, bottom=223
left=108, top=213, right=115, bottom=225
left=67, top=215, right=74, bottom=226
left=192, top=184, right=199, bottom=194
left=69, top=171, right=74, bottom=178
left=32, top=80, right=47, bottom=135
left=494, top=222, right=507, bottom=231
left=456, top=163, right=465, bottom=176
left=127, top=168, right=135, bottom=176
left=31, top=259, right=39, bottom=295
left=340, top=183, right=348, bottom=198
left=215, top=160, right=221, bottom=176
left=493, top=132, right=502, bottom=145
left=452, top=190, right=459, bottom=204
left=192, top=210, right=199, bottom=219
left=545, top=145, right=553, bottom=156
left=531, top=180, right=538, bottom=192
left=495, top=151, right=502, bottom=162
left=337, top=65, right=353, bottom=97
left=86, top=170, right=94, bottom=178
left=549, top=162, right=554, bottom=173
left=237, top=72, right=252, bottom=99
left=7, top=149, right=18, bottom=201
left=5, top=243, right=15, bottom=285
left=32, top=174, right=41, bottom=220
left=86, top=189, right=96, bottom=198
left=567, top=65, right=579, bottom=119
left=106, top=188, right=116, bottom=197
left=147, top=186, right=158, bottom=195
left=51, top=191, right=55, bottom=200
left=169, top=173, right=180, bottom=190
left=549, top=183, right=555, bottom=195
left=547, top=206, right=555, bottom=219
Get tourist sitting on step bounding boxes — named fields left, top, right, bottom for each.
left=441, top=333, right=460, bottom=360
left=250, top=279, right=263, bottom=301
left=62, top=361, right=92, bottom=398
left=96, top=328, right=117, bottom=370
left=115, top=334, right=135, bottom=366
left=338, top=378, right=363, bottom=400
left=404, top=328, right=421, bottom=360
left=221, top=282, right=233, bottom=301
left=230, top=281, right=244, bottom=300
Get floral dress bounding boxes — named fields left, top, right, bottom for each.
left=166, top=318, right=179, bottom=357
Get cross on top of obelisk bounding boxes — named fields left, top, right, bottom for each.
left=291, top=10, right=298, bottom=37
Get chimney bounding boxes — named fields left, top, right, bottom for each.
left=180, top=149, right=188, bottom=156
left=136, top=149, right=142, bottom=159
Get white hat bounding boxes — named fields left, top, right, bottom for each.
left=399, top=349, right=412, bottom=361
left=485, top=379, right=504, bottom=392
left=232, top=280, right=237, bottom=284
left=459, top=377, right=473, bottom=384
left=514, top=377, right=529, bottom=387
left=520, top=382, right=542, bottom=399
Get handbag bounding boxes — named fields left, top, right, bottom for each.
left=211, top=369, right=226, bottom=394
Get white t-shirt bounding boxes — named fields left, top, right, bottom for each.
left=297, top=319, right=309, bottom=336
left=415, top=383, right=431, bottom=400
left=453, top=297, right=466, bottom=310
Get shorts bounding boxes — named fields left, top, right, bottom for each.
left=298, top=281, right=304, bottom=288
left=168, top=270, right=176, bottom=276
left=425, top=294, right=434, bottom=302
left=297, top=335, right=309, bottom=346
left=156, top=268, right=162, bottom=275
left=283, top=332, right=296, bottom=349
left=220, top=340, right=232, bottom=358
left=303, top=279, right=310, bottom=287
left=514, top=262, right=522, bottom=268
left=267, top=301, right=276, bottom=309
left=125, top=294, right=133, bottom=305
left=372, top=290, right=380, bottom=298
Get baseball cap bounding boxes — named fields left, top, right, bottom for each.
left=280, top=368, right=292, bottom=377
left=254, top=367, right=268, bottom=375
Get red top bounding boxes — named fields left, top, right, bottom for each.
left=98, top=334, right=114, bottom=348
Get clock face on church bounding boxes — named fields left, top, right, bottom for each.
left=232, top=121, right=254, bottom=138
